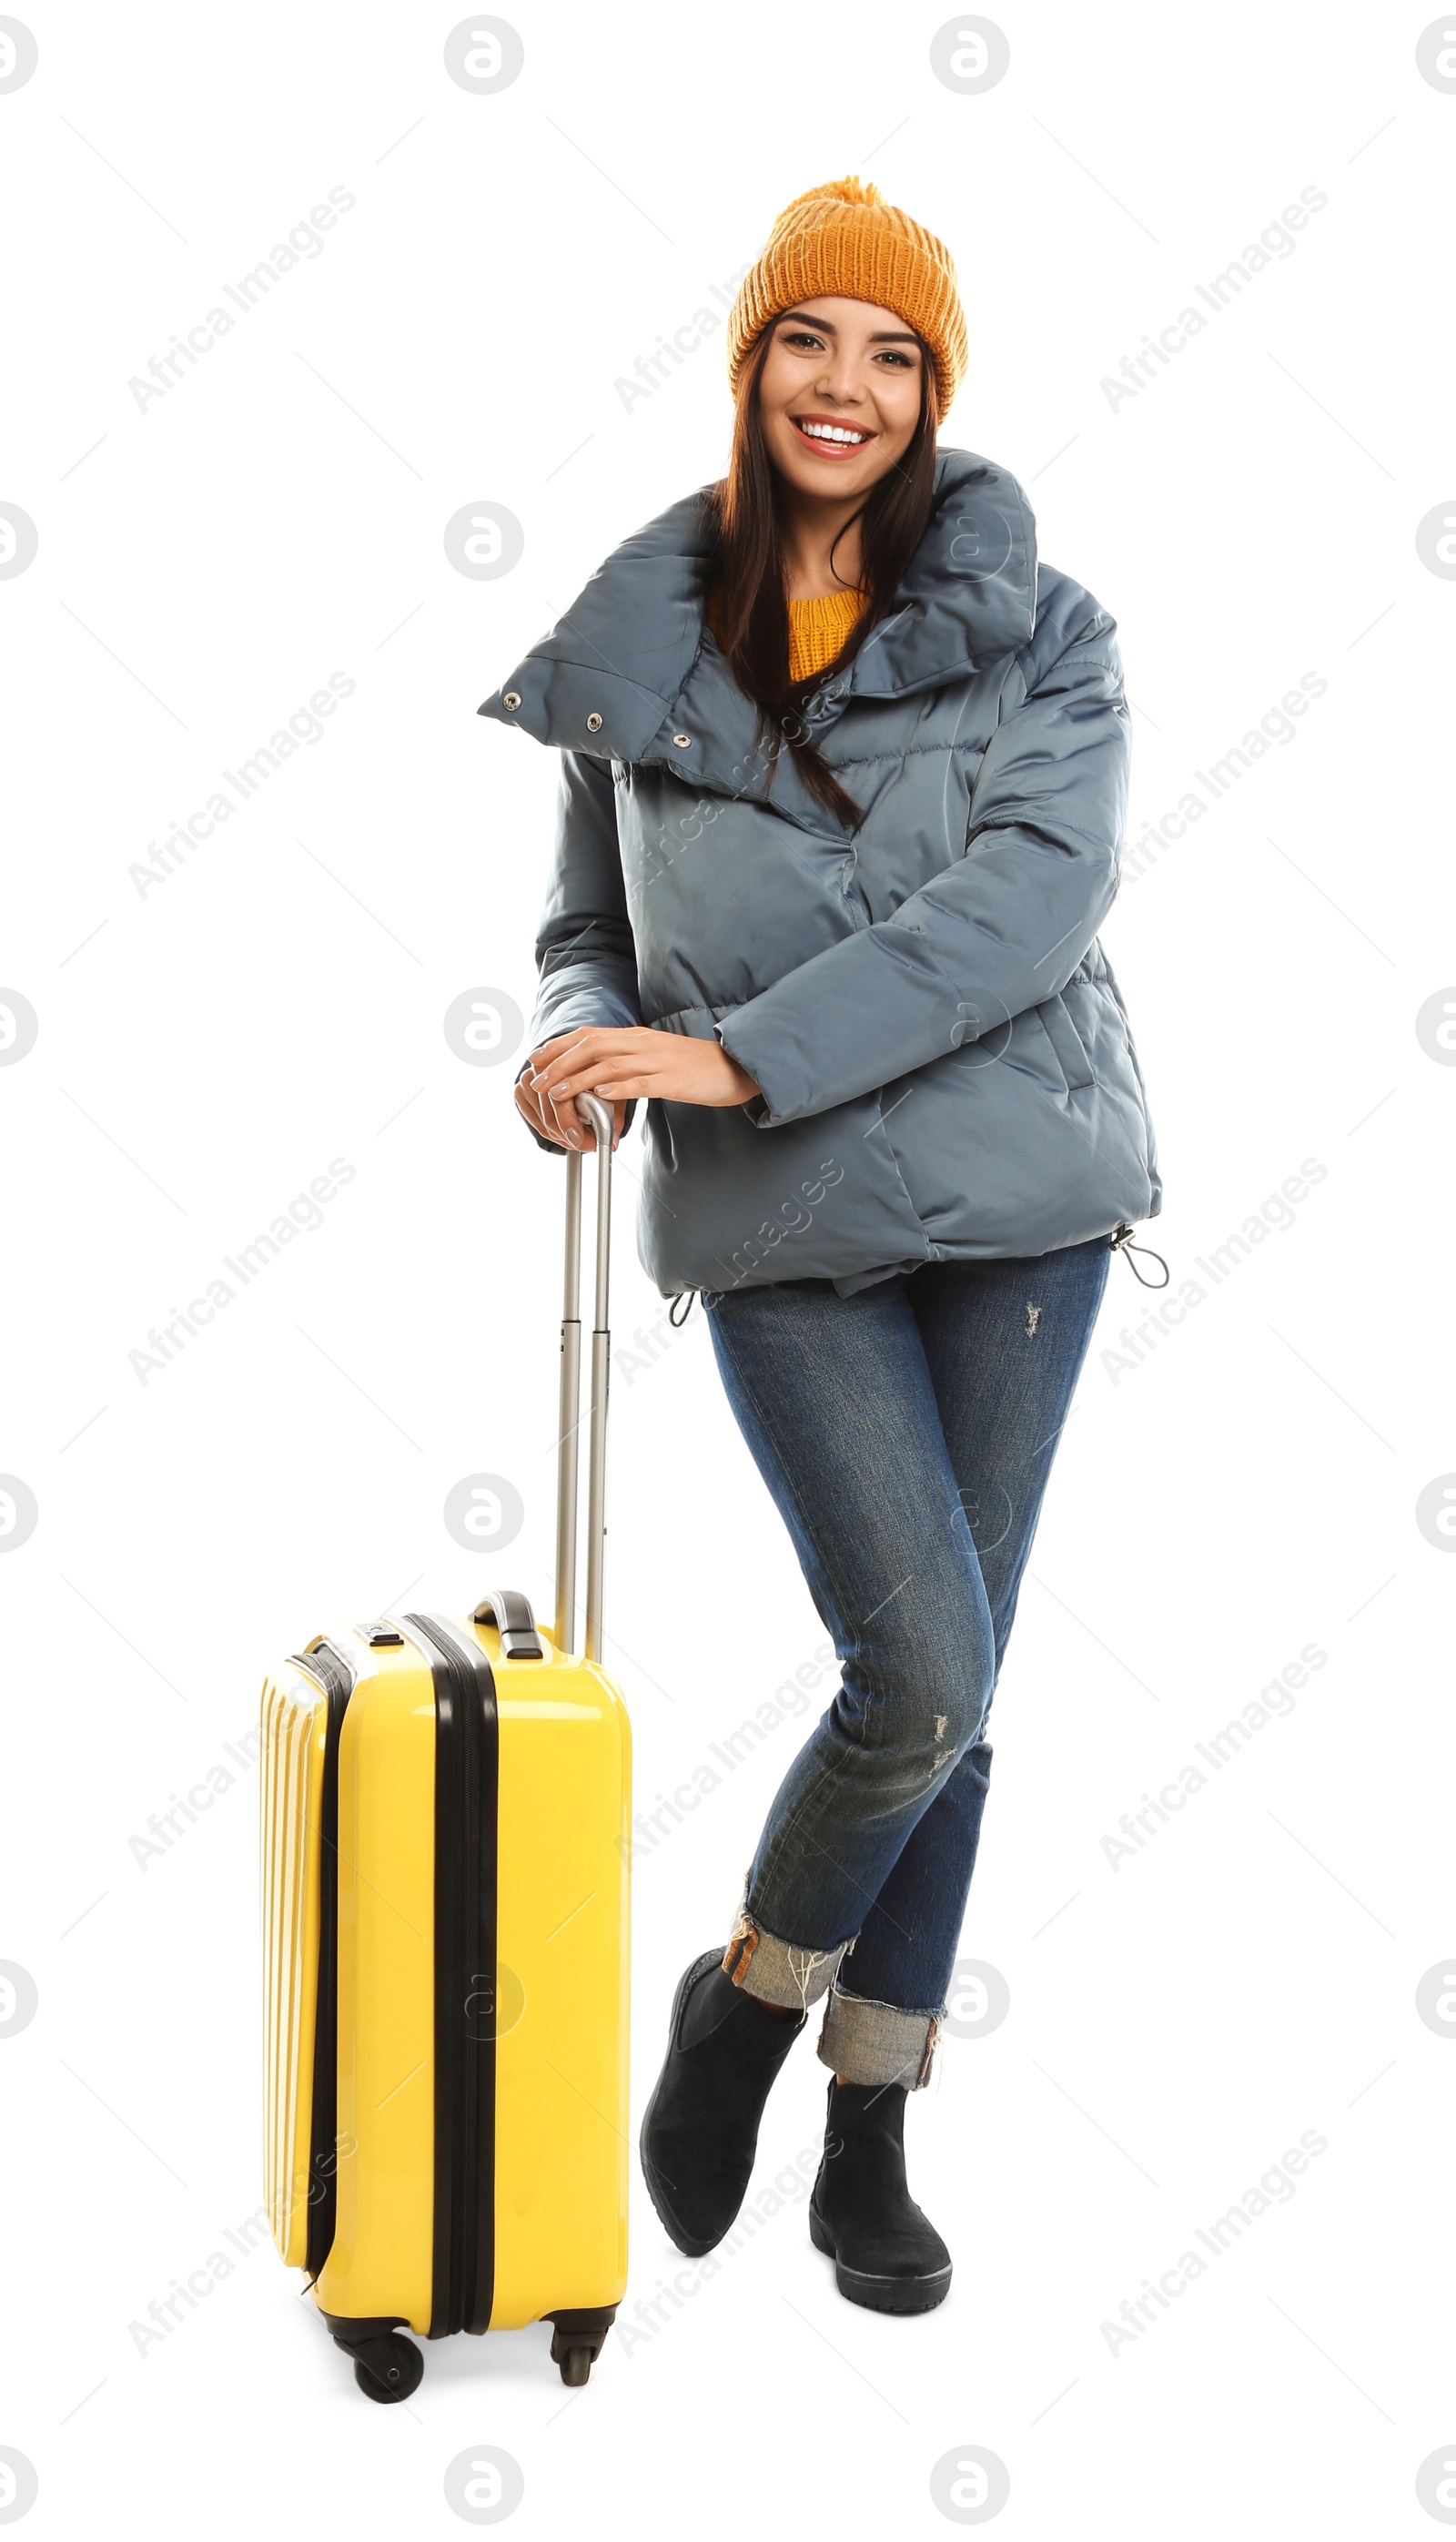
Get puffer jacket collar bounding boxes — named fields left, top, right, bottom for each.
left=479, top=447, right=1037, bottom=841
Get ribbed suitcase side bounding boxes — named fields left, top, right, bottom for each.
left=260, top=1667, right=326, bottom=2267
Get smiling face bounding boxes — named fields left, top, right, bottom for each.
left=757, top=295, right=927, bottom=501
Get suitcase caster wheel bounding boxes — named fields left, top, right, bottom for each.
left=546, top=2305, right=614, bottom=2386
left=352, top=2333, right=423, bottom=2404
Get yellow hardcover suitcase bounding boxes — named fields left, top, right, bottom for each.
left=260, top=1098, right=630, bottom=2399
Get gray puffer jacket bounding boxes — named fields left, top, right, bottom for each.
left=480, top=446, right=1161, bottom=1300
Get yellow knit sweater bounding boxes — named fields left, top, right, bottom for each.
left=787, top=587, right=866, bottom=683
left=706, top=582, right=866, bottom=683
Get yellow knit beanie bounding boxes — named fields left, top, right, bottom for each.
left=726, top=175, right=967, bottom=417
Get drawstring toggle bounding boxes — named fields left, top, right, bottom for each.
left=1110, top=1221, right=1170, bottom=1289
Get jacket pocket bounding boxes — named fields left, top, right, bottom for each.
left=1035, top=989, right=1096, bottom=1092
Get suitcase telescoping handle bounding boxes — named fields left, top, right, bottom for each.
left=554, top=1091, right=613, bottom=1665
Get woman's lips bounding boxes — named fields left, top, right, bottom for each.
left=790, top=415, right=875, bottom=458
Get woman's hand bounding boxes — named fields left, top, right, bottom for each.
left=518, top=1025, right=760, bottom=1149
left=514, top=1067, right=629, bottom=1153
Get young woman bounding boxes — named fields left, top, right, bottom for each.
left=484, top=176, right=1162, bottom=2317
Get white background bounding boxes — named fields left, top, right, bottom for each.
left=3, top=2, right=1453, bottom=2534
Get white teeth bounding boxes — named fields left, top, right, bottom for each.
left=798, top=420, right=866, bottom=444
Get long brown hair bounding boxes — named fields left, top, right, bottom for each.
left=702, top=317, right=941, bottom=828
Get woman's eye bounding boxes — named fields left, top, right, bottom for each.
left=783, top=331, right=824, bottom=350
left=876, top=349, right=913, bottom=368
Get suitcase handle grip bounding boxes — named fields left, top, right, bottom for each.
left=554, top=1091, right=613, bottom=1664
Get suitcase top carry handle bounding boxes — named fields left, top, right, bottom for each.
left=555, top=1091, right=613, bottom=1665
left=470, top=1587, right=545, bottom=1660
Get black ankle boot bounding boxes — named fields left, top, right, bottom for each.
left=809, top=2078, right=952, bottom=2314
left=639, top=1948, right=805, bottom=2257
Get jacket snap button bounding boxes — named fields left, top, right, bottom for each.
left=672, top=732, right=692, bottom=748
left=502, top=691, right=521, bottom=710
left=586, top=712, right=603, bottom=733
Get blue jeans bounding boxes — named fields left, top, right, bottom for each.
left=701, top=1236, right=1111, bottom=2089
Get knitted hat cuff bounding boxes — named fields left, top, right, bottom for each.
left=726, top=177, right=967, bottom=416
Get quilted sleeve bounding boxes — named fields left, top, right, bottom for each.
left=715, top=617, right=1128, bottom=1126
left=517, top=750, right=643, bottom=1149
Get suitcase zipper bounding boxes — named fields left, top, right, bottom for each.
left=288, top=1637, right=358, bottom=2284
left=399, top=1613, right=500, bottom=2340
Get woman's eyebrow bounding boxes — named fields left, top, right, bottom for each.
left=777, top=308, right=922, bottom=345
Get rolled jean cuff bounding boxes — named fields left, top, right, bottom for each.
left=723, top=1899, right=848, bottom=2011
left=817, top=1985, right=941, bottom=2091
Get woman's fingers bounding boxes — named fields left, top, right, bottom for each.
left=545, top=1087, right=586, bottom=1147
left=517, top=1049, right=633, bottom=1151
left=526, top=1029, right=666, bottom=1129
left=522, top=1048, right=587, bottom=1143
left=530, top=1058, right=602, bottom=1102
left=527, top=1087, right=628, bottom=1151
left=521, top=1071, right=617, bottom=1151
left=514, top=1087, right=554, bottom=1142
left=529, top=1028, right=641, bottom=1092
left=537, top=1053, right=655, bottom=1102
left=514, top=1067, right=590, bottom=1149
left=528, top=1029, right=592, bottom=1068
left=514, top=1078, right=571, bottom=1148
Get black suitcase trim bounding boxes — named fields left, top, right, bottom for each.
left=288, top=1637, right=359, bottom=2284
left=402, top=1612, right=500, bottom=2340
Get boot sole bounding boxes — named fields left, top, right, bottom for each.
left=809, top=2200, right=953, bottom=2314
left=638, top=1948, right=733, bottom=2260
